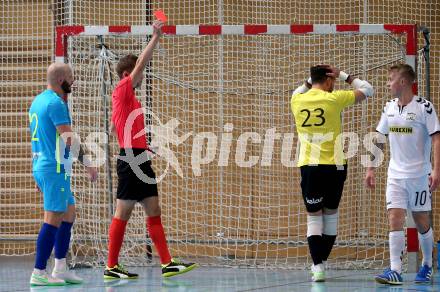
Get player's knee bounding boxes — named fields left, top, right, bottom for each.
left=323, top=212, right=338, bottom=236
left=141, top=199, right=161, bottom=217
left=307, top=215, right=323, bottom=237
left=416, top=224, right=431, bottom=234
left=114, top=207, right=133, bottom=221
left=412, top=211, right=431, bottom=230
left=323, top=207, right=338, bottom=215
left=63, top=205, right=76, bottom=222
left=63, top=213, right=75, bottom=223
left=413, top=216, right=431, bottom=233
left=146, top=205, right=161, bottom=217
left=44, top=211, right=64, bottom=227
left=388, top=209, right=405, bottom=230
left=388, top=216, right=405, bottom=231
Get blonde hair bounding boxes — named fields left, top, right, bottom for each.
left=389, top=63, right=416, bottom=83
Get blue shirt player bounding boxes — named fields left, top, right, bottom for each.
left=29, top=63, right=97, bottom=286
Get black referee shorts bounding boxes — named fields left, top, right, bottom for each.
left=300, top=164, right=347, bottom=213
left=116, top=148, right=158, bottom=201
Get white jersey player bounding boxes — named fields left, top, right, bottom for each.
left=365, top=64, right=440, bottom=285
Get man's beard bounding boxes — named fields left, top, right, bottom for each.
left=61, top=80, right=72, bottom=94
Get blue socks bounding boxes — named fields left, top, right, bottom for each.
left=34, top=221, right=73, bottom=270
left=54, top=221, right=73, bottom=259
left=35, top=223, right=58, bottom=270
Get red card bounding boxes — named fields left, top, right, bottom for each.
left=154, top=10, right=168, bottom=23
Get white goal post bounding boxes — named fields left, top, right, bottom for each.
left=53, top=23, right=423, bottom=269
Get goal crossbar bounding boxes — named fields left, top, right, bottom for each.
left=55, top=24, right=416, bottom=66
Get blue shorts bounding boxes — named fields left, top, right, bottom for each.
left=33, top=171, right=75, bottom=212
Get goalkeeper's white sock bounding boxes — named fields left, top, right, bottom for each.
left=307, top=215, right=324, bottom=265
left=389, top=230, right=404, bottom=273
left=418, top=228, right=433, bottom=267
left=322, top=212, right=338, bottom=261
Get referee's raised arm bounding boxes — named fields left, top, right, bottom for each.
left=130, top=20, right=163, bottom=88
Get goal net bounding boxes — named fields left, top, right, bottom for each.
left=58, top=24, right=419, bottom=269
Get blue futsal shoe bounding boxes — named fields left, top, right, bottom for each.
left=375, top=268, right=403, bottom=285
left=414, top=264, right=433, bottom=283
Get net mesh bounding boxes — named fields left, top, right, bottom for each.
left=1, top=0, right=439, bottom=271
left=66, top=32, right=405, bottom=269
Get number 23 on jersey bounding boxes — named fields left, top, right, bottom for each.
left=300, top=108, right=326, bottom=127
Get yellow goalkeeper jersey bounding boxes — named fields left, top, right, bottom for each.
left=291, top=88, right=355, bottom=167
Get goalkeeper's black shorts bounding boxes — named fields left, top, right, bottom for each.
left=300, top=164, right=347, bottom=213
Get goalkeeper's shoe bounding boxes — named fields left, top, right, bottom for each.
left=104, top=264, right=138, bottom=279
left=30, top=269, right=66, bottom=286
left=162, top=258, right=197, bottom=277
left=311, top=264, right=325, bottom=282
left=375, top=268, right=403, bottom=285
left=414, top=264, right=433, bottom=283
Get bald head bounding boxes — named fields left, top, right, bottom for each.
left=47, top=62, right=71, bottom=85
left=47, top=62, right=74, bottom=95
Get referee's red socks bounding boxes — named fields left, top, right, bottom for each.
left=108, top=216, right=172, bottom=266
left=147, top=216, right=172, bottom=264
left=107, top=217, right=128, bottom=267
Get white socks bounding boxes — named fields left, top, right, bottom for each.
left=389, top=231, right=405, bottom=273
left=54, top=258, right=67, bottom=272
left=307, top=215, right=323, bottom=237
left=389, top=228, right=433, bottom=272
left=33, top=268, right=45, bottom=274
left=418, top=228, right=433, bottom=267
left=323, top=213, right=338, bottom=235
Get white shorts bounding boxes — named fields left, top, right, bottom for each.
left=386, top=175, right=431, bottom=211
